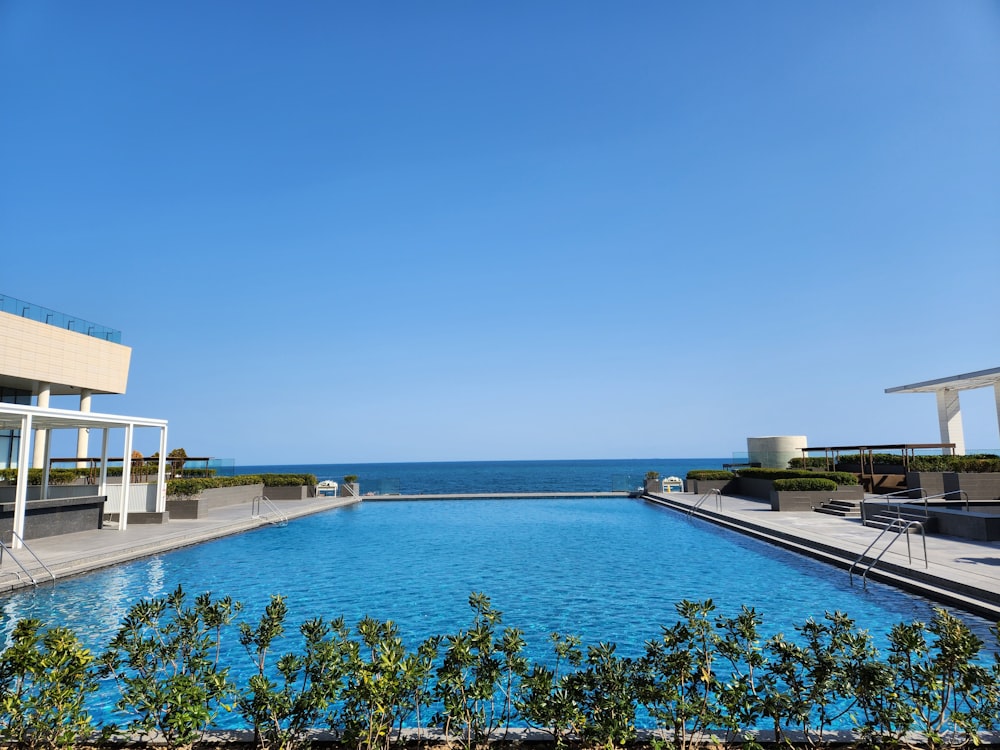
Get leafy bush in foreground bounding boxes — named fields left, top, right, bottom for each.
left=2, top=594, right=999, bottom=749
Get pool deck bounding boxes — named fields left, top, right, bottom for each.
left=0, top=494, right=362, bottom=595
left=2, top=490, right=1000, bottom=620
left=644, top=490, right=1000, bottom=621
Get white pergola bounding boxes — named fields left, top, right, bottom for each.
left=886, top=366, right=1000, bottom=455
left=0, top=403, right=168, bottom=548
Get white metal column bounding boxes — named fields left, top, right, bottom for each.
left=40, top=429, right=52, bottom=500
left=98, top=428, right=110, bottom=497
left=12, top=414, right=32, bottom=549
left=936, top=388, right=966, bottom=456
left=155, top=425, right=168, bottom=513
left=120, top=424, right=133, bottom=531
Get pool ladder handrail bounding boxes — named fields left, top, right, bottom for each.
left=0, top=532, right=55, bottom=586
left=849, top=518, right=927, bottom=589
left=689, top=488, right=721, bottom=516
left=251, top=495, right=288, bottom=527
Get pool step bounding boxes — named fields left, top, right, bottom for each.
left=813, top=499, right=861, bottom=517
left=864, top=513, right=938, bottom=534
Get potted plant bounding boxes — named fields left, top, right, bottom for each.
left=644, top=471, right=662, bottom=494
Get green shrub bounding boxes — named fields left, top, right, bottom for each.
left=1, top=595, right=999, bottom=747
left=736, top=468, right=857, bottom=485
left=98, top=586, right=241, bottom=750
left=788, top=457, right=833, bottom=469
left=685, top=470, right=735, bottom=481
left=0, top=469, right=78, bottom=486
left=166, top=475, right=264, bottom=497
left=262, top=474, right=318, bottom=487
left=909, top=455, right=1000, bottom=473
left=772, top=478, right=838, bottom=492
left=0, top=619, right=99, bottom=750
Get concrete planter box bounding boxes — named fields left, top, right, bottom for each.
left=734, top=477, right=776, bottom=501
left=644, top=478, right=662, bottom=494
left=686, top=479, right=736, bottom=495
left=0, top=495, right=105, bottom=539
left=770, top=486, right=864, bottom=512
left=263, top=485, right=316, bottom=501
left=339, top=482, right=360, bottom=498
left=906, top=472, right=946, bottom=498
left=166, top=483, right=264, bottom=519
left=907, top=472, right=1000, bottom=502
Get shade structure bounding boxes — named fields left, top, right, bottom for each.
left=0, top=403, right=168, bottom=547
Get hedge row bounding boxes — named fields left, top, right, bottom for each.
left=909, top=455, right=1000, bottom=473
left=735, top=468, right=859, bottom=485
left=789, top=455, right=1000, bottom=474
left=167, top=474, right=318, bottom=497
left=772, top=477, right=838, bottom=492
left=1, top=590, right=997, bottom=750
left=685, top=470, right=735, bottom=481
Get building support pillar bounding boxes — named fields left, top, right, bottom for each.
left=77, top=390, right=92, bottom=468
left=31, top=383, right=50, bottom=469
left=936, top=388, right=966, bottom=456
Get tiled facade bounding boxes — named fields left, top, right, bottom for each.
left=0, top=312, right=131, bottom=397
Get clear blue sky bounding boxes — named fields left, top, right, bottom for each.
left=2, top=1, right=998, bottom=463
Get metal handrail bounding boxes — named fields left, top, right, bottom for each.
left=850, top=519, right=928, bottom=589
left=865, top=488, right=970, bottom=525
left=865, top=487, right=928, bottom=523
left=922, top=489, right=970, bottom=512
left=689, top=489, right=721, bottom=515
left=251, top=495, right=288, bottom=526
left=10, top=532, right=55, bottom=583
left=0, top=534, right=55, bottom=587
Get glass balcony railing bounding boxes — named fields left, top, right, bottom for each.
left=0, top=293, right=122, bottom=343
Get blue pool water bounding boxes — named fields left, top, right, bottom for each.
left=1, top=496, right=996, bottom=727
left=0, top=459, right=995, bottom=728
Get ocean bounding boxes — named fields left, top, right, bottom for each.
left=236, top=457, right=729, bottom=494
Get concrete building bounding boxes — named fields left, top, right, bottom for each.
left=0, top=295, right=131, bottom=468
left=0, top=294, right=168, bottom=546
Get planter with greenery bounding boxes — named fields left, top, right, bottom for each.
left=339, top=475, right=360, bottom=498
left=643, top=471, right=661, bottom=494
left=685, top=470, right=736, bottom=495
left=260, top=474, right=319, bottom=501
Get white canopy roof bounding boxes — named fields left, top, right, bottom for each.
left=886, top=366, right=1000, bottom=394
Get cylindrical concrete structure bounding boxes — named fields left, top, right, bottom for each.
left=31, top=383, right=51, bottom=469
left=77, top=390, right=92, bottom=468
left=747, top=435, right=807, bottom=470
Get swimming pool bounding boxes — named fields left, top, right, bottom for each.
left=1, top=497, right=994, bottom=725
